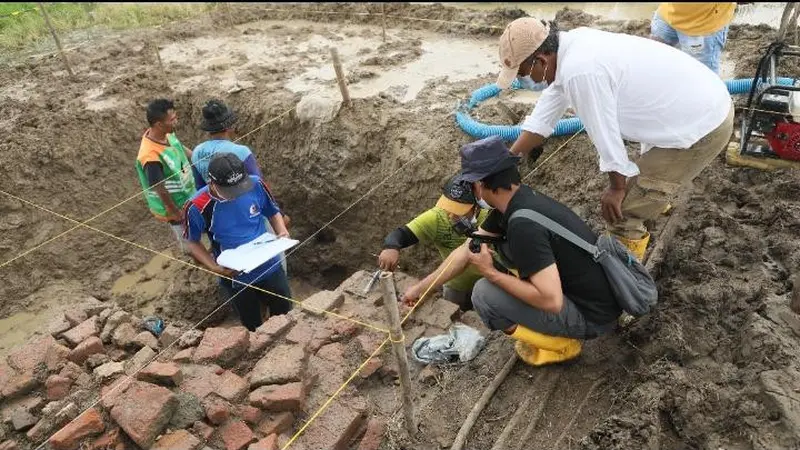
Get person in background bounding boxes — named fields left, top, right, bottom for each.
left=649, top=3, right=737, bottom=74
left=135, top=98, right=196, bottom=253
left=380, top=173, right=489, bottom=311
left=183, top=153, right=292, bottom=331
left=192, top=98, right=290, bottom=269
left=495, top=17, right=733, bottom=262
left=404, top=137, right=622, bottom=366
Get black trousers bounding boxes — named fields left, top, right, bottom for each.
left=219, top=268, right=293, bottom=332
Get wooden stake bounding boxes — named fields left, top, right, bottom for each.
left=380, top=272, right=416, bottom=437
left=224, top=2, right=235, bottom=27
left=451, top=352, right=518, bottom=450
left=38, top=2, right=74, bottom=79
left=153, top=41, right=164, bottom=73
left=330, top=47, right=352, bottom=107
left=381, top=3, right=387, bottom=42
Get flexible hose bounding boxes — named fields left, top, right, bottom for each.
left=457, top=77, right=797, bottom=140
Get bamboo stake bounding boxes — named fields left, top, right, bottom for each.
left=153, top=41, right=164, bottom=73
left=380, top=272, right=416, bottom=436
left=330, top=47, right=352, bottom=107
left=450, top=352, right=518, bottom=450
left=38, top=2, right=74, bottom=79
left=381, top=3, right=387, bottom=42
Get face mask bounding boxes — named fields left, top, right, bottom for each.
left=518, top=76, right=548, bottom=91
left=520, top=59, right=549, bottom=90
left=477, top=198, right=491, bottom=210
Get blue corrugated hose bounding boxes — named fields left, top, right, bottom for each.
left=457, top=77, right=796, bottom=141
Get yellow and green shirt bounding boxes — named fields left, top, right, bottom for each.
left=406, top=207, right=489, bottom=293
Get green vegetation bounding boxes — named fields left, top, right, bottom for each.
left=0, top=2, right=220, bottom=53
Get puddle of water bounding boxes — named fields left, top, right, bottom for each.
left=0, top=311, right=43, bottom=358
left=446, top=2, right=791, bottom=26
left=111, top=253, right=174, bottom=315
left=286, top=36, right=498, bottom=103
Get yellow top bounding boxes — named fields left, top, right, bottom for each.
left=657, top=3, right=736, bottom=36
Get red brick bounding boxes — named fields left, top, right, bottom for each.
left=100, top=377, right=134, bottom=410
left=1, top=372, right=38, bottom=399
left=0, top=441, right=18, bottom=450
left=219, top=420, right=255, bottom=450
left=250, top=345, right=307, bottom=388
left=132, top=331, right=159, bottom=350
left=137, top=361, right=183, bottom=386
left=357, top=418, right=387, bottom=450
left=49, top=316, right=72, bottom=338
left=332, top=321, right=359, bottom=340
left=301, top=290, right=344, bottom=316
left=359, top=358, right=382, bottom=379
left=62, top=317, right=100, bottom=347
left=192, top=420, right=215, bottom=440
left=49, top=408, right=105, bottom=450
left=112, top=322, right=138, bottom=348
left=10, top=409, right=37, bottom=431
left=152, top=429, right=201, bottom=450
left=356, top=333, right=384, bottom=357
left=64, top=310, right=88, bottom=327
left=193, top=327, right=249, bottom=367
left=285, top=322, right=314, bottom=347
left=316, top=342, right=345, bottom=362
left=248, top=332, right=271, bottom=356
left=249, top=383, right=306, bottom=412
left=249, top=434, right=278, bottom=450
left=205, top=400, right=230, bottom=425
left=68, top=336, right=105, bottom=365
left=109, top=381, right=178, bottom=448
left=294, top=400, right=366, bottom=450
left=46, top=375, right=73, bottom=401
left=89, top=427, right=124, bottom=450
left=239, top=406, right=263, bottom=426
left=256, top=315, right=294, bottom=338
left=8, top=335, right=70, bottom=375
left=310, top=325, right=335, bottom=353
left=172, top=348, right=194, bottom=362
left=180, top=365, right=223, bottom=399
left=256, top=412, right=294, bottom=436
left=214, top=371, right=248, bottom=403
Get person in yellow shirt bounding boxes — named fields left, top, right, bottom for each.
left=650, top=3, right=737, bottom=74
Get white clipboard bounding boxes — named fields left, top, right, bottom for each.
left=216, top=232, right=299, bottom=273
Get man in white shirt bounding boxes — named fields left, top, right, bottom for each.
left=496, top=17, right=734, bottom=260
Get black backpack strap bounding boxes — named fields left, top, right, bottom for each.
left=509, top=209, right=603, bottom=259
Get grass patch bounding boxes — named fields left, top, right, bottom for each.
left=0, top=2, right=219, bottom=53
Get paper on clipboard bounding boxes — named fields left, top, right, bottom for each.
left=217, top=232, right=299, bottom=273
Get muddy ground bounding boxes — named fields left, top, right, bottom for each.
left=1, top=2, right=800, bottom=449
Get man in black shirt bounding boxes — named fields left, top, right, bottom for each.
left=404, top=136, right=621, bottom=366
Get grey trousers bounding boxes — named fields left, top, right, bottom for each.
left=471, top=278, right=616, bottom=340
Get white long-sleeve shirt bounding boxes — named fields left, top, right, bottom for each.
left=521, top=27, right=732, bottom=177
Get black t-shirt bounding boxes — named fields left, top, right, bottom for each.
left=482, top=185, right=620, bottom=325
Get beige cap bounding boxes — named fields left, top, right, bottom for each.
left=497, top=17, right=550, bottom=89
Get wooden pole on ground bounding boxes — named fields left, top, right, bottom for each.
left=380, top=272, right=416, bottom=437
left=330, top=47, right=352, bottom=107
left=38, top=2, right=74, bottom=79
left=381, top=3, right=387, bottom=42
left=450, top=352, right=518, bottom=450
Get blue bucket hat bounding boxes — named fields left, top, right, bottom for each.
left=459, top=136, right=521, bottom=182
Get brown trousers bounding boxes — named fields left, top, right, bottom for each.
left=611, top=105, right=735, bottom=239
